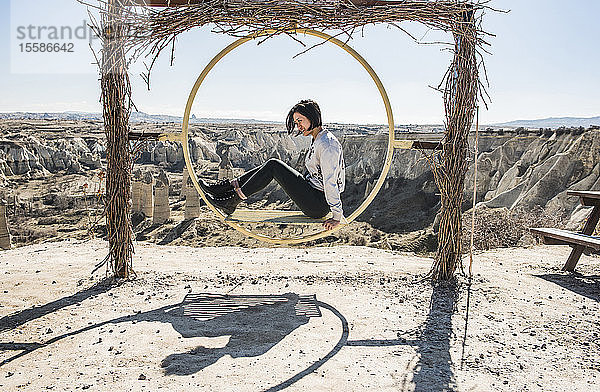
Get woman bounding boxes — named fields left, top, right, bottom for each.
left=200, top=99, right=346, bottom=231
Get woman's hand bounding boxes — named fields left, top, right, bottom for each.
left=323, top=218, right=340, bottom=230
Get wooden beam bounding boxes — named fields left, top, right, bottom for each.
left=129, top=0, right=204, bottom=6
left=566, top=190, right=600, bottom=207
left=129, top=0, right=406, bottom=7
left=225, top=209, right=332, bottom=224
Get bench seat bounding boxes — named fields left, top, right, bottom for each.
left=530, top=227, right=600, bottom=250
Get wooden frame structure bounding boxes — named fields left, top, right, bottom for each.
left=92, top=0, right=487, bottom=280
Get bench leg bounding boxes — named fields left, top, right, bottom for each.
left=562, top=205, right=600, bottom=272
left=563, top=246, right=583, bottom=272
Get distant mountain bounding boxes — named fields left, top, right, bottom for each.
left=0, top=111, right=281, bottom=124
left=2, top=111, right=599, bottom=129
left=494, top=116, right=600, bottom=129
left=0, top=111, right=101, bottom=121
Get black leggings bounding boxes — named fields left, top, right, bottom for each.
left=237, top=158, right=330, bottom=219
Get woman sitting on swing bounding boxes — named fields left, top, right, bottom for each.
left=200, top=99, right=346, bottom=231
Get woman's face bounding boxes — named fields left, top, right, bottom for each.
left=293, top=112, right=312, bottom=137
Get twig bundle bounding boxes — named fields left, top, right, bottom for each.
left=100, top=0, right=135, bottom=279
left=430, top=8, right=479, bottom=280
left=83, top=0, right=491, bottom=84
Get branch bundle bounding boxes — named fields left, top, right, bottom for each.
left=100, top=0, right=135, bottom=279
left=83, top=1, right=490, bottom=78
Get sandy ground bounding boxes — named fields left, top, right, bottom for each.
left=1, top=240, right=599, bottom=391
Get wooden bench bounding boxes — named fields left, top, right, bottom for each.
left=530, top=190, right=600, bottom=271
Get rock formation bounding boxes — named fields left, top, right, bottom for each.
left=140, top=171, right=154, bottom=217
left=216, top=140, right=235, bottom=180
left=181, top=167, right=190, bottom=200
left=184, top=176, right=200, bottom=220
left=0, top=201, right=10, bottom=250
left=152, top=170, right=170, bottom=225
left=3, top=119, right=600, bottom=234
left=0, top=136, right=101, bottom=178
left=131, top=169, right=143, bottom=214
left=464, top=129, right=600, bottom=230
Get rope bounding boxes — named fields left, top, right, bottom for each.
left=468, top=106, right=480, bottom=278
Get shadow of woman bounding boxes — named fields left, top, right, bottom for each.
left=156, top=293, right=315, bottom=375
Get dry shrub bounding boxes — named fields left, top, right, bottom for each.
left=462, top=206, right=566, bottom=251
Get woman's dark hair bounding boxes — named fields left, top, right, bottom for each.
left=286, top=99, right=322, bottom=136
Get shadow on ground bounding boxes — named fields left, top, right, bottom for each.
left=347, top=283, right=459, bottom=392
left=1, top=283, right=460, bottom=391
left=0, top=278, right=113, bottom=333
left=411, top=283, right=459, bottom=391
left=536, top=273, right=600, bottom=302
left=0, top=291, right=348, bottom=392
left=158, top=219, right=196, bottom=245
left=157, top=293, right=318, bottom=375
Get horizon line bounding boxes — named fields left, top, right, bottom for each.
left=1, top=110, right=599, bottom=128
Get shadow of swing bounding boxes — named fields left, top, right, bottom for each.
left=158, top=293, right=322, bottom=375
left=1, top=286, right=457, bottom=391
left=0, top=292, right=347, bottom=392
left=0, top=277, right=114, bottom=334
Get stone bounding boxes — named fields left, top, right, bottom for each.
left=216, top=141, right=235, bottom=180
left=131, top=180, right=142, bottom=213
left=184, top=177, right=200, bottom=220
left=156, top=169, right=169, bottom=188
left=364, top=180, right=374, bottom=198
left=217, top=167, right=234, bottom=181
left=131, top=169, right=144, bottom=214
left=152, top=184, right=170, bottom=225
left=138, top=171, right=154, bottom=217
left=216, top=141, right=234, bottom=170
left=0, top=203, right=11, bottom=250
left=181, top=167, right=190, bottom=199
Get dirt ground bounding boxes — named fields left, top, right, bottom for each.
left=1, top=241, right=599, bottom=391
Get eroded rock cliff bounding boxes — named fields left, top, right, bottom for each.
left=465, top=127, right=600, bottom=229
left=2, top=119, right=598, bottom=234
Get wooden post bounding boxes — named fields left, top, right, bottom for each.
left=431, top=8, right=478, bottom=280
left=101, top=0, right=133, bottom=279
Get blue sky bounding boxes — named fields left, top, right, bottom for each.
left=0, top=0, right=598, bottom=125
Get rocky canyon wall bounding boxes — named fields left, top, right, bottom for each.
left=2, top=119, right=598, bottom=233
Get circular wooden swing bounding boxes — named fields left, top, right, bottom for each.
left=177, top=28, right=396, bottom=245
